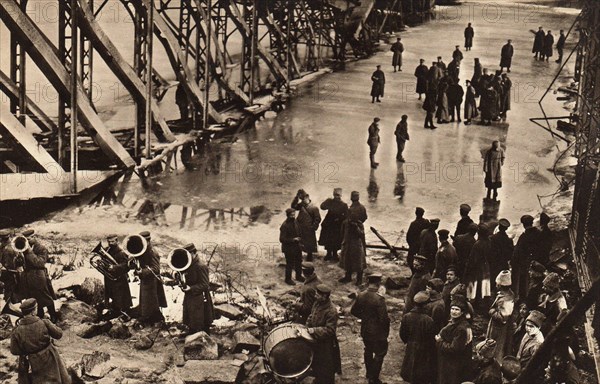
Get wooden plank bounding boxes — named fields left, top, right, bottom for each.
left=369, top=226, right=399, bottom=257
left=0, top=2, right=135, bottom=169
left=77, top=0, right=175, bottom=142
left=0, top=104, right=64, bottom=175
left=147, top=0, right=224, bottom=124
left=0, top=70, right=57, bottom=133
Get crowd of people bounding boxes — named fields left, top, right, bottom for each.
left=278, top=185, right=581, bottom=384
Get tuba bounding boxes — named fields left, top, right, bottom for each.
left=10, top=235, right=28, bottom=269
left=167, top=248, right=192, bottom=290
left=123, top=234, right=147, bottom=272
left=90, top=242, right=119, bottom=281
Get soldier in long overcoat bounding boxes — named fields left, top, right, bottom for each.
left=532, top=27, right=545, bottom=59
left=464, top=80, right=478, bottom=125
left=535, top=212, right=552, bottom=267
left=404, top=255, right=432, bottom=314
left=319, top=188, right=348, bottom=261
left=291, top=190, right=322, bottom=261
left=22, top=229, right=57, bottom=322
left=484, top=141, right=505, bottom=200
left=543, top=31, right=554, bottom=61
left=435, top=296, right=473, bottom=384
left=423, top=89, right=438, bottom=129
left=480, top=85, right=498, bottom=126
left=105, top=234, right=132, bottom=314
left=135, top=231, right=167, bottom=324
left=370, top=65, right=385, bottom=103
left=351, top=274, right=390, bottom=384
left=390, top=38, right=404, bottom=72
left=500, top=40, right=514, bottom=72
left=296, top=262, right=322, bottom=324
left=19, top=239, right=56, bottom=322
left=487, top=271, right=516, bottom=361
left=464, top=23, right=474, bottom=50
left=447, top=79, right=464, bottom=123
left=512, top=215, right=540, bottom=299
left=434, top=230, right=458, bottom=280
left=406, top=207, right=430, bottom=272
left=339, top=191, right=368, bottom=285
left=304, top=284, right=341, bottom=384
left=180, top=243, right=214, bottom=334
left=400, top=291, right=435, bottom=384
left=471, top=59, right=482, bottom=95
left=453, top=222, right=478, bottom=280
left=414, top=59, right=429, bottom=100
left=10, top=298, right=71, bottom=384
left=280, top=208, right=304, bottom=285
left=436, top=81, right=450, bottom=124
left=419, top=219, right=439, bottom=273
left=464, top=224, right=493, bottom=307
left=0, top=230, right=22, bottom=313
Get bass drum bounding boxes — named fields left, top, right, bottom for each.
left=263, top=323, right=313, bottom=378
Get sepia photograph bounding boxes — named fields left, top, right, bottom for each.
left=0, top=0, right=599, bottom=383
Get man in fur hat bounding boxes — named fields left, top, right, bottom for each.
left=487, top=271, right=516, bottom=361
left=10, top=298, right=71, bottom=384
left=525, top=261, right=546, bottom=310
left=516, top=310, right=545, bottom=367
left=351, top=273, right=390, bottom=384
left=179, top=243, right=214, bottom=334
left=538, top=272, right=567, bottom=334
left=319, top=188, right=348, bottom=262
left=104, top=234, right=132, bottom=316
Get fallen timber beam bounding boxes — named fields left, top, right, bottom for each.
left=0, top=1, right=135, bottom=169
left=0, top=70, right=57, bottom=133
left=370, top=226, right=399, bottom=257
left=136, top=133, right=197, bottom=176
left=0, top=104, right=65, bottom=175
left=366, top=244, right=408, bottom=252
left=145, top=0, right=225, bottom=124
left=77, top=0, right=175, bottom=142
left=226, top=0, right=287, bottom=84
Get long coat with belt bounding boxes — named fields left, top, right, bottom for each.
left=138, top=245, right=167, bottom=321
left=306, top=298, right=342, bottom=383
left=340, top=202, right=367, bottom=273
left=464, top=236, right=493, bottom=300
left=391, top=42, right=404, bottom=67
left=437, top=317, right=473, bottom=384
left=105, top=244, right=132, bottom=312
left=370, top=70, right=385, bottom=97
left=532, top=30, right=545, bottom=53
left=182, top=257, right=214, bottom=333
left=21, top=249, right=55, bottom=308
left=318, top=198, right=348, bottom=252
left=464, top=26, right=474, bottom=48
left=400, top=306, right=436, bottom=383
left=292, top=200, right=322, bottom=253
left=484, top=148, right=505, bottom=189
left=487, top=288, right=516, bottom=361
left=351, top=287, right=390, bottom=341
left=10, top=314, right=71, bottom=384
left=544, top=34, right=554, bottom=58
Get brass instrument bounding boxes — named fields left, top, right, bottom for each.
left=122, top=234, right=147, bottom=273
left=90, top=242, right=119, bottom=281
left=10, top=235, right=28, bottom=269
left=167, top=248, right=192, bottom=291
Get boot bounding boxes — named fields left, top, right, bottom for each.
left=296, top=274, right=305, bottom=282
left=338, top=272, right=352, bottom=283
left=324, top=250, right=333, bottom=261
left=332, top=251, right=340, bottom=262
left=355, top=272, right=363, bottom=286
left=306, top=252, right=313, bottom=262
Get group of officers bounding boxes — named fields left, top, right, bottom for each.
left=278, top=191, right=579, bottom=384
left=0, top=229, right=215, bottom=384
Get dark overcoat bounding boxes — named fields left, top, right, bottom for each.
left=464, top=26, right=474, bottom=48
left=306, top=298, right=342, bottom=383
left=464, top=237, right=493, bottom=300
left=480, top=88, right=498, bottom=121
left=10, top=315, right=71, bottom=384
left=370, top=70, right=385, bottom=97
left=351, top=287, right=390, bottom=341
left=414, top=64, right=429, bottom=94
left=419, top=229, right=438, bottom=271
left=280, top=218, right=303, bottom=255
left=425, top=292, right=447, bottom=334
left=29, top=239, right=56, bottom=300
left=391, top=42, right=404, bottom=67
left=533, top=30, right=545, bottom=53
left=512, top=227, right=541, bottom=299
left=138, top=245, right=167, bottom=321
left=437, top=318, right=473, bottom=384
left=464, top=85, right=478, bottom=119
left=453, top=233, right=476, bottom=279
left=490, top=231, right=513, bottom=286
left=0, top=243, right=22, bottom=303
left=182, top=258, right=214, bottom=333
left=434, top=242, right=458, bottom=279
left=318, top=198, right=348, bottom=251
left=500, top=44, right=514, bottom=68
left=447, top=83, right=464, bottom=110
left=298, top=273, right=322, bottom=324
left=442, top=279, right=460, bottom=317
left=544, top=34, right=554, bottom=58
left=340, top=203, right=367, bottom=273
left=473, top=359, right=502, bottom=384
left=404, top=271, right=431, bottom=314
left=21, top=249, right=55, bottom=308
left=454, top=217, right=474, bottom=237
left=406, top=217, right=430, bottom=258
left=293, top=202, right=321, bottom=253
left=400, top=307, right=435, bottom=383
left=105, top=245, right=132, bottom=311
